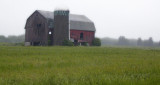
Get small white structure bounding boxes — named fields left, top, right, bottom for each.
left=25, top=42, right=31, bottom=46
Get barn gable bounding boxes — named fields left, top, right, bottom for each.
left=25, top=11, right=49, bottom=45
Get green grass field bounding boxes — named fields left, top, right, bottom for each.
left=0, top=46, right=160, bottom=85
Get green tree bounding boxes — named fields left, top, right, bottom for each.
left=137, top=38, right=142, bottom=46
left=92, top=38, right=101, bottom=46
left=0, top=35, right=6, bottom=42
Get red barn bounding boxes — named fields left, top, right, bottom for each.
left=25, top=10, right=96, bottom=46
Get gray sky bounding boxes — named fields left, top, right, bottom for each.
left=0, top=0, right=160, bottom=41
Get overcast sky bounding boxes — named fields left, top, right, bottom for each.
left=0, top=0, right=160, bottom=41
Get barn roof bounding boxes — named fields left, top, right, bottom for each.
left=36, top=10, right=96, bottom=31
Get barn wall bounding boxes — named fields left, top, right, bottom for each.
left=25, top=11, right=48, bottom=45
left=70, top=30, right=95, bottom=45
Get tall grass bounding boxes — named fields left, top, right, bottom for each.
left=0, top=46, right=160, bottom=85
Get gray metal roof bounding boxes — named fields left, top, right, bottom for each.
left=37, top=10, right=96, bottom=31
left=37, top=10, right=54, bottom=19
left=70, top=21, right=95, bottom=31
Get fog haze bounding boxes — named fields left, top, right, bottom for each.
left=0, top=0, right=160, bottom=41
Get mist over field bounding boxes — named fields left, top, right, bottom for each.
left=0, top=34, right=160, bottom=47
left=0, top=0, right=160, bottom=41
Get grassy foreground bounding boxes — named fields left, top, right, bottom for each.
left=0, top=46, right=160, bottom=85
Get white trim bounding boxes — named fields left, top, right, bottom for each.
left=69, top=12, right=70, bottom=40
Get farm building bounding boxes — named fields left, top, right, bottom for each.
left=25, top=9, right=96, bottom=46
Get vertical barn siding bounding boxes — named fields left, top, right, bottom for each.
left=25, top=11, right=48, bottom=45
left=70, top=30, right=95, bottom=45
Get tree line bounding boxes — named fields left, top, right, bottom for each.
left=101, top=36, right=160, bottom=47
left=0, top=34, right=159, bottom=47
left=0, top=35, right=24, bottom=43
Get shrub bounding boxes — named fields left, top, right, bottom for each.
left=62, top=40, right=74, bottom=46
left=92, top=38, right=101, bottom=46
left=83, top=42, right=88, bottom=46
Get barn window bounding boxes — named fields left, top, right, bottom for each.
left=37, top=24, right=41, bottom=28
left=80, top=33, right=83, bottom=40
left=71, top=33, right=74, bottom=36
left=49, top=21, right=53, bottom=28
